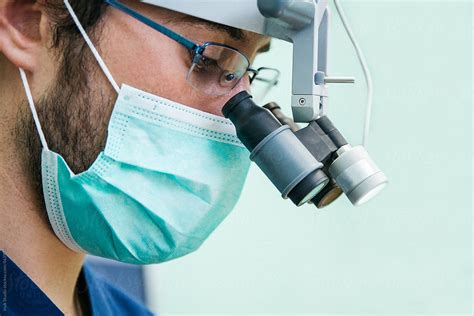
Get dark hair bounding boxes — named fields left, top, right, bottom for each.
left=42, top=0, right=106, bottom=49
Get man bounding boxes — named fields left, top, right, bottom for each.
left=0, top=0, right=271, bottom=314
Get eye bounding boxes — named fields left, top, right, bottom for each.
left=219, top=71, right=240, bottom=87
left=224, top=73, right=236, bottom=82
left=201, top=56, right=219, bottom=68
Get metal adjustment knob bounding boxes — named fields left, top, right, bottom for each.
left=314, top=71, right=355, bottom=85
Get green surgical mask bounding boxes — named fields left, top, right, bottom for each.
left=18, top=3, right=252, bottom=263
left=20, top=69, right=250, bottom=264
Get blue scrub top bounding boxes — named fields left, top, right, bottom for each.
left=1, top=251, right=154, bottom=316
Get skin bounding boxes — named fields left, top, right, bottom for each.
left=0, top=1, right=270, bottom=315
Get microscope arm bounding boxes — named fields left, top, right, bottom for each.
left=141, top=0, right=356, bottom=122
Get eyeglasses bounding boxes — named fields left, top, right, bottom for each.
left=104, top=0, right=280, bottom=99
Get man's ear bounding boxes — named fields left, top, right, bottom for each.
left=0, top=1, right=45, bottom=71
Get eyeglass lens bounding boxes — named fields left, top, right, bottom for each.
left=186, top=44, right=249, bottom=96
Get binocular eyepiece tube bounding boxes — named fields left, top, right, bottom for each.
left=223, top=92, right=329, bottom=206
left=222, top=91, right=387, bottom=208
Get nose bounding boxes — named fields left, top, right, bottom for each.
left=239, top=74, right=252, bottom=92
left=226, top=75, right=252, bottom=99
left=195, top=76, right=252, bottom=117
left=241, top=74, right=253, bottom=93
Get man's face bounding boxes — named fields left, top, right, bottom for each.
left=102, top=1, right=271, bottom=115
left=11, top=1, right=270, bottom=189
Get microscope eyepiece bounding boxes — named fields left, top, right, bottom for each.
left=223, top=93, right=387, bottom=208
left=223, top=91, right=281, bottom=151
left=223, top=92, right=329, bottom=206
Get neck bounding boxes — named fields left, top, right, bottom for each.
left=0, top=65, right=85, bottom=316
left=0, top=166, right=85, bottom=315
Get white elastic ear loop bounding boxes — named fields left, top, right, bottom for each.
left=19, top=68, right=49, bottom=150
left=63, top=0, right=120, bottom=94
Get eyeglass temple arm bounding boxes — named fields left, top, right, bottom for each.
left=248, top=67, right=281, bottom=84
left=104, top=0, right=197, bottom=51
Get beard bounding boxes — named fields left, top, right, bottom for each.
left=13, top=38, right=116, bottom=220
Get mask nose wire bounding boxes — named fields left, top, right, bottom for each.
left=64, top=0, right=120, bottom=94
left=19, top=68, right=49, bottom=151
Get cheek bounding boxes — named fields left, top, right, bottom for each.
left=98, top=10, right=194, bottom=99
left=181, top=76, right=251, bottom=116
left=95, top=11, right=244, bottom=117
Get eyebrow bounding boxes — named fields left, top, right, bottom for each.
left=258, top=41, right=272, bottom=53
left=176, top=16, right=272, bottom=53
left=177, top=16, right=246, bottom=41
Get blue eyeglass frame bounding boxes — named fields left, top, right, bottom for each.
left=104, top=0, right=266, bottom=83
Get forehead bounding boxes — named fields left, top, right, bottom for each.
left=172, top=15, right=272, bottom=56
left=176, top=15, right=246, bottom=40
left=133, top=1, right=271, bottom=48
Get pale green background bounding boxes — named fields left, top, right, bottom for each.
left=144, top=1, right=473, bottom=314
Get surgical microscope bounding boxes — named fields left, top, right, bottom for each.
left=143, top=0, right=388, bottom=208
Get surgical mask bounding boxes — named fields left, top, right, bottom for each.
left=17, top=3, right=250, bottom=264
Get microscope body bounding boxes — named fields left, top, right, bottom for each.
left=141, top=0, right=388, bottom=207
left=142, top=0, right=331, bottom=121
